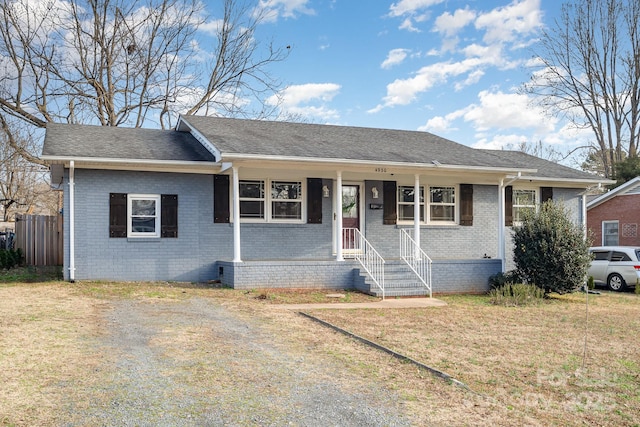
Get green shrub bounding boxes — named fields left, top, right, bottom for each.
left=512, top=201, right=591, bottom=295
left=0, top=248, right=23, bottom=270
left=488, top=270, right=524, bottom=289
left=489, top=283, right=545, bottom=306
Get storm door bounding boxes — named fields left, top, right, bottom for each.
left=342, top=184, right=361, bottom=253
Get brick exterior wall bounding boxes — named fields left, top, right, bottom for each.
left=587, top=194, right=640, bottom=246
left=61, top=169, right=584, bottom=293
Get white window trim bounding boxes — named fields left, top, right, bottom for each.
left=602, top=220, right=619, bottom=246
left=512, top=187, right=539, bottom=226
left=397, top=185, right=424, bottom=224
left=235, top=178, right=306, bottom=224
left=127, top=194, right=161, bottom=238
left=427, top=185, right=457, bottom=225
left=396, top=184, right=459, bottom=225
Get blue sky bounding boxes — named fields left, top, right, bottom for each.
left=224, top=0, right=587, bottom=163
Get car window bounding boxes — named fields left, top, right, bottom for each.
left=636, top=250, right=640, bottom=261
left=592, top=251, right=610, bottom=261
left=611, top=251, right=632, bottom=262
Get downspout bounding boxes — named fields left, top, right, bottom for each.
left=499, top=172, right=521, bottom=272
left=68, top=161, right=75, bottom=282
left=232, top=166, right=242, bottom=263
left=582, top=193, right=587, bottom=241
left=336, top=171, right=344, bottom=261
left=414, top=174, right=420, bottom=247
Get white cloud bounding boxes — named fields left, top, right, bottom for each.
left=255, top=0, right=315, bottom=22
left=472, top=133, right=529, bottom=150
left=369, top=57, right=486, bottom=111
left=389, top=0, right=444, bottom=17
left=267, top=83, right=341, bottom=121
left=381, top=49, right=410, bottom=69
left=475, top=0, right=542, bottom=44
left=463, top=90, right=555, bottom=133
left=433, top=7, right=476, bottom=38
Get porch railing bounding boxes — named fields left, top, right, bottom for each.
left=344, top=228, right=385, bottom=299
left=399, top=228, right=432, bottom=297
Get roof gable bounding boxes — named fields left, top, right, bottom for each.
left=587, top=176, right=640, bottom=209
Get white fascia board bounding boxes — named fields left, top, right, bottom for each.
left=221, top=153, right=538, bottom=175
left=40, top=155, right=221, bottom=174
left=515, top=175, right=616, bottom=188
left=176, top=117, right=221, bottom=161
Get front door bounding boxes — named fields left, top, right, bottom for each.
left=342, top=184, right=360, bottom=252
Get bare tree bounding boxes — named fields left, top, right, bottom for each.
left=0, top=0, right=290, bottom=160
left=0, top=125, right=51, bottom=221
left=523, top=0, right=640, bottom=179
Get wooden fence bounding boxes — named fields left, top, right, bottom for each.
left=14, top=214, right=63, bottom=266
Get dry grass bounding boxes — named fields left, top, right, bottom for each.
left=0, top=280, right=638, bottom=426
left=307, top=292, right=640, bottom=426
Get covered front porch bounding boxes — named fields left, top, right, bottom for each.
left=215, top=164, right=504, bottom=298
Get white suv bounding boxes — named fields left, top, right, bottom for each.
left=588, top=246, right=640, bottom=291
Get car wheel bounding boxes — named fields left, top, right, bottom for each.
left=607, top=273, right=626, bottom=292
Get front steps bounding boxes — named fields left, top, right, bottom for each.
left=354, top=260, right=430, bottom=297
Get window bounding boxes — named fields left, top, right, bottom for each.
left=237, top=179, right=303, bottom=222
left=128, top=194, right=161, bottom=237
left=397, top=185, right=457, bottom=224
left=271, top=181, right=302, bottom=220
left=109, top=193, right=178, bottom=238
left=429, top=186, right=455, bottom=222
left=513, top=189, right=537, bottom=224
left=398, top=186, right=424, bottom=222
left=603, top=221, right=619, bottom=246
left=239, top=180, right=265, bottom=219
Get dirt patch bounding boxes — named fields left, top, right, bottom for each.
left=0, top=283, right=409, bottom=426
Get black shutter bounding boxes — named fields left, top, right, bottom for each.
left=541, top=187, right=553, bottom=202
left=505, top=186, right=513, bottom=226
left=383, top=181, right=397, bottom=225
left=161, top=194, right=178, bottom=238
left=109, top=193, right=127, bottom=237
left=214, top=174, right=230, bottom=223
left=460, top=184, right=473, bottom=226
left=307, top=178, right=323, bottom=224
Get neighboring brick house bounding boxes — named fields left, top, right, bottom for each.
left=41, top=116, right=609, bottom=295
left=587, top=176, right=640, bottom=246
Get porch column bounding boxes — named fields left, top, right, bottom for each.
left=414, top=174, right=420, bottom=245
left=336, top=171, right=344, bottom=261
left=232, top=166, right=242, bottom=263
left=498, top=179, right=506, bottom=272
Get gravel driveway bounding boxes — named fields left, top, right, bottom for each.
left=62, top=297, right=411, bottom=426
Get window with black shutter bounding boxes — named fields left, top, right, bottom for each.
left=110, top=193, right=178, bottom=238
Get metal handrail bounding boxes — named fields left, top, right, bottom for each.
left=399, top=228, right=432, bottom=297
left=343, top=228, right=385, bottom=299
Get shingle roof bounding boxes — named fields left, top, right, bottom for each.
left=479, top=149, right=601, bottom=181
left=180, top=115, right=519, bottom=169
left=42, top=122, right=216, bottom=162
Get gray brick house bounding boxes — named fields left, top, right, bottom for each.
left=42, top=116, right=608, bottom=296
